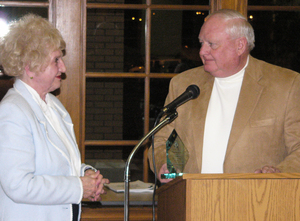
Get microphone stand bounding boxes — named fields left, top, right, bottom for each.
left=124, top=111, right=178, bottom=221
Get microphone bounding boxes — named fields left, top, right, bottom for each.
left=161, top=85, right=200, bottom=114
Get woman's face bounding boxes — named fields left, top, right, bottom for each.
left=32, top=50, right=66, bottom=97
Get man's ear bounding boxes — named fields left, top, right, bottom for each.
left=236, top=37, right=248, bottom=56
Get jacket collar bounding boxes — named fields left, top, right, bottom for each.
left=14, top=79, right=70, bottom=124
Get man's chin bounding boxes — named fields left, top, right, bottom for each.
left=203, top=65, right=215, bottom=74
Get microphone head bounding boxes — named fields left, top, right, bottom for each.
left=186, top=85, right=200, bottom=99
left=161, top=84, right=200, bottom=115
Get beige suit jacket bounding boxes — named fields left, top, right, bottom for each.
left=148, top=56, right=300, bottom=174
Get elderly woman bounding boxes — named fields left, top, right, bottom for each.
left=0, top=14, right=109, bottom=221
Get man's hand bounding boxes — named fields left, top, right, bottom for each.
left=158, top=163, right=173, bottom=183
left=254, top=165, right=281, bottom=173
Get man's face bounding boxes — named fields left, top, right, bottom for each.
left=198, top=16, right=242, bottom=78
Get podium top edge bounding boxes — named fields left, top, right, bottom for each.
left=156, top=173, right=300, bottom=194
left=180, top=172, right=300, bottom=180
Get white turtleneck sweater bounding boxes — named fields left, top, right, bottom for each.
left=201, top=57, right=249, bottom=173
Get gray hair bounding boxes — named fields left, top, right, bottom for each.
left=206, top=9, right=255, bottom=51
left=0, top=14, right=66, bottom=77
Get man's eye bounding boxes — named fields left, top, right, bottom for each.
left=209, top=43, right=218, bottom=49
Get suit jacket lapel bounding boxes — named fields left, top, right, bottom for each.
left=13, top=79, right=72, bottom=160
left=52, top=102, right=80, bottom=157
left=193, top=73, right=214, bottom=172
left=226, top=56, right=264, bottom=156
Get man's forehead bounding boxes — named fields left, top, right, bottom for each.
left=199, top=21, right=228, bottom=40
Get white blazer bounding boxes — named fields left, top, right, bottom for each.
left=0, top=79, right=89, bottom=221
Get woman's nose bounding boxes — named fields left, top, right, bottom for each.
left=59, top=59, right=67, bottom=72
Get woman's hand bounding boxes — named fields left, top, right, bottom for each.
left=80, top=170, right=110, bottom=201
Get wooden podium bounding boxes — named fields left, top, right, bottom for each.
left=156, top=173, right=300, bottom=221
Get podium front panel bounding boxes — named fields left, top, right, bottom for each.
left=157, top=173, right=300, bottom=221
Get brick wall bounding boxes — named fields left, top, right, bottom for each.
left=85, top=0, right=125, bottom=147
left=86, top=8, right=124, bottom=72
left=86, top=80, right=123, bottom=141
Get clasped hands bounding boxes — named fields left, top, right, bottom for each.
left=80, top=169, right=110, bottom=202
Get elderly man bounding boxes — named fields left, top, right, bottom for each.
left=148, top=9, right=300, bottom=183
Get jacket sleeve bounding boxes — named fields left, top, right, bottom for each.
left=277, top=74, right=300, bottom=172
left=148, top=79, right=177, bottom=175
left=81, top=163, right=97, bottom=176
left=0, top=100, right=83, bottom=205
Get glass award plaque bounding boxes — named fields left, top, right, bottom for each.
left=161, top=129, right=189, bottom=179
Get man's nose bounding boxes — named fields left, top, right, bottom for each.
left=199, top=43, right=209, bottom=56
